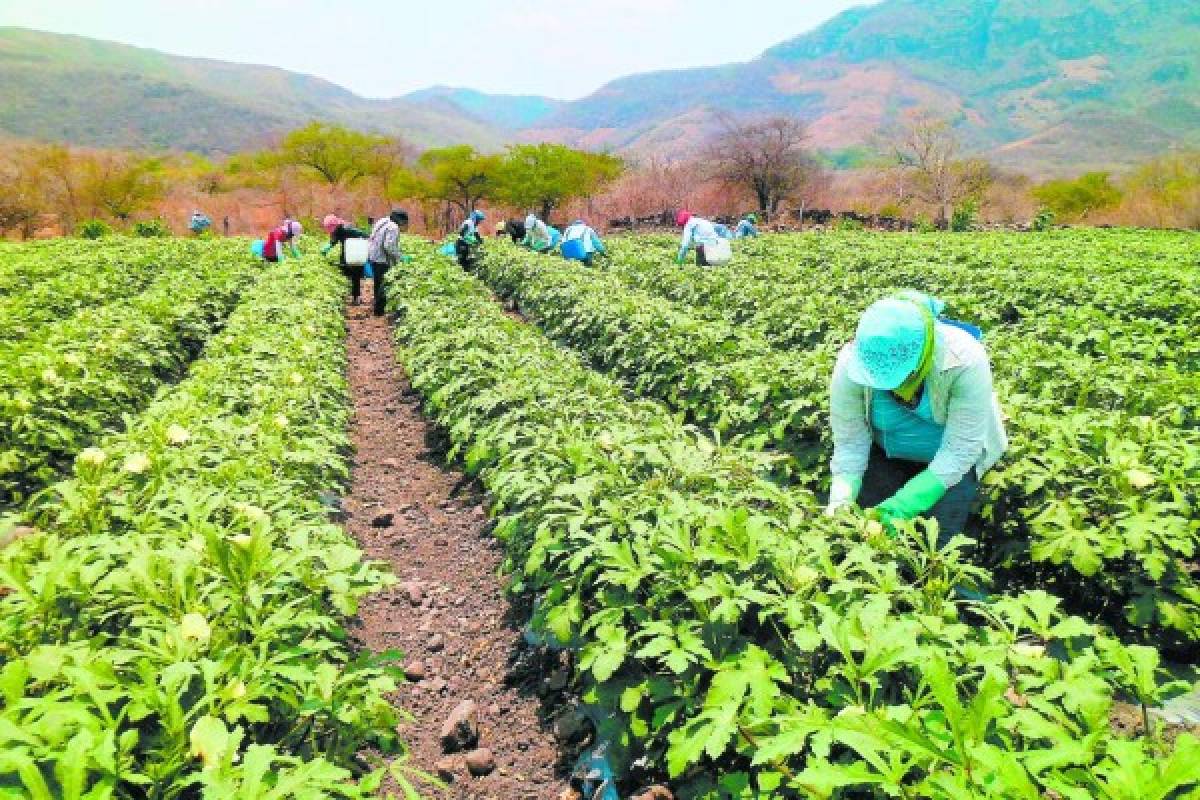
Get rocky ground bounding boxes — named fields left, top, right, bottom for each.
left=341, top=288, right=580, bottom=799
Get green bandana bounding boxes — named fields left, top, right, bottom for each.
left=892, top=301, right=935, bottom=403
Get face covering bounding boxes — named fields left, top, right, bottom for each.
left=892, top=303, right=935, bottom=403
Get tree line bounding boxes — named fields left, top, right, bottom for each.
left=1, top=115, right=1196, bottom=239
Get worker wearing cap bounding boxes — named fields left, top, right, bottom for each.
left=825, top=291, right=1007, bottom=542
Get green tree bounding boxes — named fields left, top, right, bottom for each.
left=1032, top=172, right=1122, bottom=221
left=495, top=144, right=622, bottom=222
left=82, top=154, right=167, bottom=222
left=401, top=145, right=501, bottom=216
left=275, top=122, right=388, bottom=187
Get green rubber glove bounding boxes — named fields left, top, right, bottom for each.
left=401, top=255, right=414, bottom=264
left=290, top=245, right=301, bottom=258
left=320, top=244, right=332, bottom=256
left=872, top=469, right=946, bottom=531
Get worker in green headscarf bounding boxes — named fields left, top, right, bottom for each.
left=734, top=213, right=759, bottom=239
left=826, top=291, right=1008, bottom=543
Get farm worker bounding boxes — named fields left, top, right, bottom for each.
left=504, top=218, right=527, bottom=243
left=456, top=209, right=486, bottom=268
left=675, top=211, right=721, bottom=265
left=561, top=219, right=606, bottom=266
left=826, top=291, right=1008, bottom=544
left=522, top=214, right=555, bottom=253
left=366, top=209, right=411, bottom=316
left=321, top=214, right=369, bottom=305
left=189, top=210, right=212, bottom=235
left=262, top=219, right=302, bottom=263
left=734, top=213, right=760, bottom=239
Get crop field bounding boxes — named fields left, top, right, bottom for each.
left=0, top=240, right=414, bottom=798
left=1, top=229, right=1199, bottom=799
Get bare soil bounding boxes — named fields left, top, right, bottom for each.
left=342, top=286, right=576, bottom=799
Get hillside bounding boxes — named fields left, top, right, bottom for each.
left=529, top=0, right=1200, bottom=174
left=0, top=27, right=509, bottom=153
left=3, top=1, right=1197, bottom=174
left=403, top=86, right=562, bottom=131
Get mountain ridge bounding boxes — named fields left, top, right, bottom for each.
left=2, top=0, right=1197, bottom=175
left=530, top=0, right=1200, bottom=174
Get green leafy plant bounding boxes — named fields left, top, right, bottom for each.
left=950, top=198, right=978, bottom=231
left=1031, top=206, right=1056, bottom=231
left=0, top=251, right=409, bottom=797
left=133, top=217, right=170, bottom=237
left=382, top=244, right=1200, bottom=798
left=77, top=219, right=112, bottom=239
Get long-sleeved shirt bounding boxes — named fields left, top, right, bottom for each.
left=523, top=216, right=553, bottom=251
left=263, top=225, right=296, bottom=261
left=562, top=223, right=605, bottom=256
left=734, top=219, right=759, bottom=239
left=677, top=217, right=719, bottom=262
left=830, top=322, right=1008, bottom=489
left=367, top=217, right=401, bottom=266
left=459, top=218, right=481, bottom=244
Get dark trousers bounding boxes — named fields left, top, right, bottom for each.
left=455, top=239, right=478, bottom=268
left=857, top=446, right=979, bottom=545
left=371, top=262, right=389, bottom=315
left=342, top=263, right=364, bottom=300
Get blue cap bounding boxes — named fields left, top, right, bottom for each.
left=472, top=210, right=486, bottom=222
left=846, top=297, right=928, bottom=390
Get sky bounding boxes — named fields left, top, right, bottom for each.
left=0, top=0, right=867, bottom=100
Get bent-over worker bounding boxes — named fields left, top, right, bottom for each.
left=826, top=291, right=1007, bottom=545
left=262, top=219, right=302, bottom=263
left=367, top=209, right=410, bottom=316
left=561, top=219, right=606, bottom=266
left=675, top=211, right=721, bottom=266
left=734, top=213, right=760, bottom=239
left=456, top=209, right=486, bottom=268
left=321, top=214, right=368, bottom=305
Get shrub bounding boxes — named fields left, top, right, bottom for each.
left=133, top=218, right=170, bottom=238
left=1032, top=172, right=1122, bottom=221
left=77, top=219, right=112, bottom=239
left=913, top=214, right=937, bottom=233
left=951, top=199, right=979, bottom=232
left=1032, top=207, right=1057, bottom=231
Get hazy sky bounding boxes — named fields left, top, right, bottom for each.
left=0, top=0, right=867, bottom=100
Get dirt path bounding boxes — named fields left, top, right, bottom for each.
left=342, top=286, right=576, bottom=799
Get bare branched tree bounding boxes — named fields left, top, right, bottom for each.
left=894, top=113, right=992, bottom=226
left=704, top=114, right=825, bottom=218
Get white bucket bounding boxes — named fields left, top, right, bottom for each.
left=344, top=238, right=369, bottom=266
left=702, top=238, right=732, bottom=266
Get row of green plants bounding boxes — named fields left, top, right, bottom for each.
left=0, top=239, right=257, bottom=509
left=0, top=239, right=113, bottom=294
left=602, top=236, right=1200, bottom=421
left=605, top=232, right=1200, bottom=368
left=0, top=254, right=416, bottom=798
left=475, top=245, right=836, bottom=474
left=0, top=238, right=215, bottom=343
left=473, top=241, right=1200, bottom=654
left=388, top=247, right=1200, bottom=799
